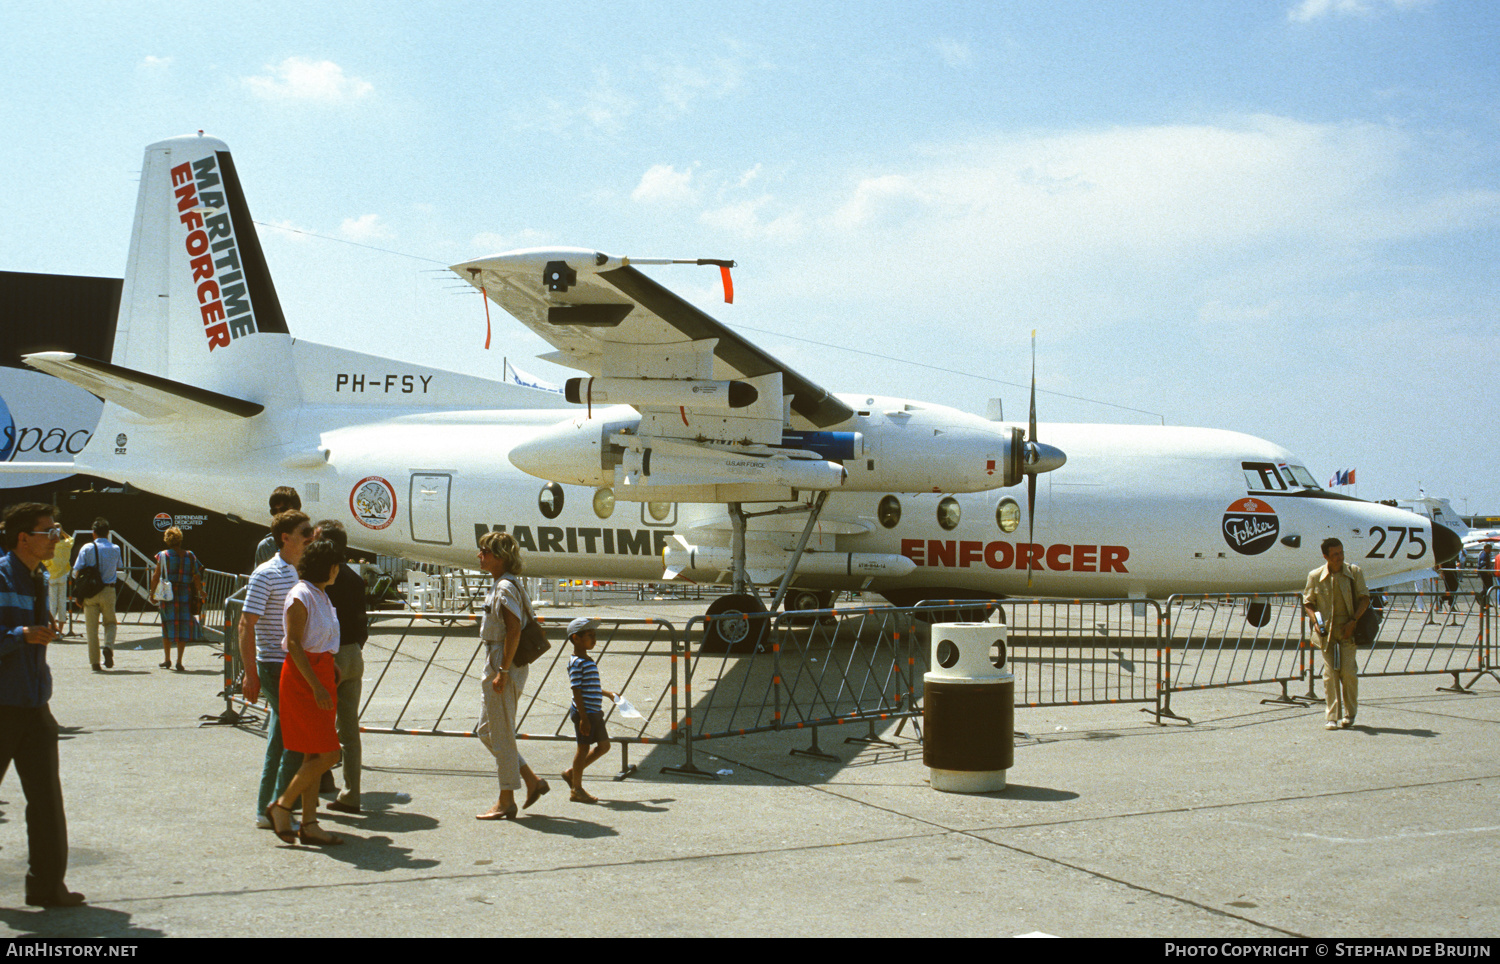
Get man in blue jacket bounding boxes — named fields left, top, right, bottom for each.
left=0, top=502, right=83, bottom=907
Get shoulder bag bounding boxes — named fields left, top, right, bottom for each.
left=72, top=545, right=105, bottom=601
left=499, top=575, right=551, bottom=667
left=154, top=552, right=175, bottom=604
left=1348, top=571, right=1381, bottom=646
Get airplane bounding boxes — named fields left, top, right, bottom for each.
left=1393, top=494, right=1500, bottom=561
left=5, top=134, right=1462, bottom=649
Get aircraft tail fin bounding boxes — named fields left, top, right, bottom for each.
left=112, top=135, right=294, bottom=402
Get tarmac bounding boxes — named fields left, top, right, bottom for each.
left=2, top=596, right=1499, bottom=939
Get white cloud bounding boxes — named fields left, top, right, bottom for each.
left=632, top=164, right=697, bottom=205
left=933, top=38, right=973, bottom=69
left=652, top=56, right=746, bottom=115
left=699, top=196, right=804, bottom=240
left=522, top=51, right=762, bottom=136
left=824, top=116, right=1497, bottom=271
left=737, top=164, right=763, bottom=188
left=1288, top=0, right=1432, bottom=22
left=138, top=55, right=171, bottom=73
left=245, top=57, right=373, bottom=103
left=339, top=214, right=393, bottom=241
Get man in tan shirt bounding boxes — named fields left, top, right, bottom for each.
left=1303, top=537, right=1369, bottom=730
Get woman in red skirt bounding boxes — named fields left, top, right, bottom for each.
left=265, top=540, right=345, bottom=846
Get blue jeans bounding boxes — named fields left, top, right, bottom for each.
left=256, top=660, right=304, bottom=814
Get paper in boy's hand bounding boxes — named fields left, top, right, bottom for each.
left=613, top=694, right=643, bottom=719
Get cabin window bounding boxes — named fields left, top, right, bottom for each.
left=592, top=487, right=615, bottom=519
left=877, top=495, right=901, bottom=529
left=538, top=482, right=564, bottom=520
left=996, top=498, right=1020, bottom=533
left=937, top=497, right=961, bottom=531
left=645, top=501, right=675, bottom=525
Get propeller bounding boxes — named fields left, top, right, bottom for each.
left=1023, top=330, right=1068, bottom=588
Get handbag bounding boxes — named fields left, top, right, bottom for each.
left=500, top=575, right=551, bottom=668
left=154, top=555, right=175, bottom=604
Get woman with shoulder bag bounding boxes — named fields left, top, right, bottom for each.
left=474, top=531, right=550, bottom=820
left=149, top=526, right=204, bottom=672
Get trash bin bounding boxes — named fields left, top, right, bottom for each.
left=924, top=621, right=1013, bottom=792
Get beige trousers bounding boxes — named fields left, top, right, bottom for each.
left=477, top=663, right=530, bottom=791
left=1318, top=630, right=1359, bottom=724
left=82, top=586, right=117, bottom=665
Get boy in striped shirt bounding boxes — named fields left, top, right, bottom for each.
left=563, top=617, right=615, bottom=803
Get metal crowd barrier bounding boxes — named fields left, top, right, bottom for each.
left=1160, top=593, right=1309, bottom=721
left=356, top=613, right=683, bottom=778
left=201, top=584, right=1500, bottom=760
left=198, top=568, right=247, bottom=642
left=998, top=597, right=1164, bottom=711
left=683, top=605, right=919, bottom=738
left=1347, top=590, right=1491, bottom=693
left=668, top=600, right=1000, bottom=768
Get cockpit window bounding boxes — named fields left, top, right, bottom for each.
left=1243, top=462, right=1286, bottom=491
left=1284, top=464, right=1321, bottom=489
left=1243, top=461, right=1322, bottom=493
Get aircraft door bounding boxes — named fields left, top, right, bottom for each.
left=410, top=472, right=453, bottom=545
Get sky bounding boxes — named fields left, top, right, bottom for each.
left=3, top=0, right=1498, bottom=512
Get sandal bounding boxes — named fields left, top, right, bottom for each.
left=569, top=787, right=598, bottom=804
left=265, top=802, right=297, bottom=844
left=298, top=820, right=344, bottom=846
left=159, top=661, right=172, bottom=669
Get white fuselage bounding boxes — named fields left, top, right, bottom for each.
left=75, top=376, right=1443, bottom=600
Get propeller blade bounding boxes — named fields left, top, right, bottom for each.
left=1027, top=329, right=1037, bottom=589
left=1028, top=329, right=1037, bottom=447
left=1027, top=473, right=1036, bottom=589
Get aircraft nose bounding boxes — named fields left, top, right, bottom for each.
left=1433, top=522, right=1462, bottom=566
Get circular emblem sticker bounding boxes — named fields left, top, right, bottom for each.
left=152, top=512, right=174, bottom=532
left=350, top=476, right=398, bottom=530
left=1222, top=498, right=1279, bottom=555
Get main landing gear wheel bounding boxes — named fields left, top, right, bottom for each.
left=1245, top=601, right=1272, bottom=627
left=784, top=589, right=834, bottom=625
left=701, top=593, right=768, bottom=654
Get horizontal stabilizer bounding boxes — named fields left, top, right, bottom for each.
left=22, top=352, right=263, bottom=421
left=0, top=461, right=78, bottom=474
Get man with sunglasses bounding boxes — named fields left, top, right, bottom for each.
left=1, top=502, right=84, bottom=907
left=239, top=510, right=315, bottom=828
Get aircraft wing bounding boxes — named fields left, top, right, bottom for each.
left=450, top=248, right=853, bottom=445
left=23, top=352, right=263, bottom=421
